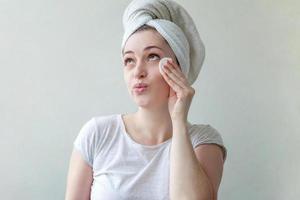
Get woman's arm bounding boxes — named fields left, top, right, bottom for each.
left=160, top=58, right=224, bottom=199
left=194, top=144, right=224, bottom=200
left=169, top=120, right=224, bottom=200
left=65, top=149, right=93, bottom=200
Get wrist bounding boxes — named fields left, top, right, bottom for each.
left=171, top=118, right=188, bottom=129
left=171, top=114, right=187, bottom=124
left=171, top=120, right=188, bottom=137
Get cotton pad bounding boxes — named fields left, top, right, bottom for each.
left=159, top=57, right=172, bottom=75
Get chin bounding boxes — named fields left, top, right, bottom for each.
left=133, top=98, right=151, bottom=107
left=134, top=96, right=167, bottom=109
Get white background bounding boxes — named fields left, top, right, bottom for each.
left=0, top=0, right=299, bottom=199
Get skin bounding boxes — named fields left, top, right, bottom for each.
left=65, top=29, right=225, bottom=200
left=121, top=29, right=179, bottom=145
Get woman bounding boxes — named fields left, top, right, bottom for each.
left=65, top=0, right=227, bottom=199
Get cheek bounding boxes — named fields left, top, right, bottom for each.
left=153, top=69, right=169, bottom=89
left=151, top=67, right=163, bottom=80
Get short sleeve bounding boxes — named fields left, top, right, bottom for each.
left=73, top=118, right=97, bottom=167
left=190, top=124, right=227, bottom=161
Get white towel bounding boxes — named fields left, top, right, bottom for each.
left=121, top=0, right=205, bottom=85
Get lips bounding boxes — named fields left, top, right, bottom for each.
left=133, top=82, right=148, bottom=94
left=133, top=83, right=148, bottom=89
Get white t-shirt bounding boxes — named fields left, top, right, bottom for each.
left=74, top=114, right=227, bottom=200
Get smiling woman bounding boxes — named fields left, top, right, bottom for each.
left=65, top=0, right=227, bottom=200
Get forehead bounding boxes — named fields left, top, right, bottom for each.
left=124, top=29, right=169, bottom=52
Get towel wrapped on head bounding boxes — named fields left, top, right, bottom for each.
left=121, top=0, right=205, bottom=85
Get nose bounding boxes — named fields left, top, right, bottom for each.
left=133, top=60, right=147, bottom=79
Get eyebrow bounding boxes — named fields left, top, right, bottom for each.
left=123, top=45, right=163, bottom=55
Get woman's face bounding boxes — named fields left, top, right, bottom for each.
left=122, top=29, right=177, bottom=108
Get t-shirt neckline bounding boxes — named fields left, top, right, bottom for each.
left=117, top=113, right=172, bottom=149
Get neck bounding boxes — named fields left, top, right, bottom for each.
left=132, top=106, right=173, bottom=144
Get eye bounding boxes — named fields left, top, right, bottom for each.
left=148, top=53, right=160, bottom=61
left=124, top=58, right=135, bottom=66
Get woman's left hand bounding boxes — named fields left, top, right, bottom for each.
left=161, top=59, right=195, bottom=122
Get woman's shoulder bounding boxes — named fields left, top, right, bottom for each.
left=92, top=113, right=120, bottom=125
left=75, top=113, right=121, bottom=146
left=73, top=114, right=121, bottom=166
left=188, top=122, right=219, bottom=134
left=77, top=113, right=120, bottom=137
left=188, top=122, right=223, bottom=142
left=188, top=122, right=227, bottom=160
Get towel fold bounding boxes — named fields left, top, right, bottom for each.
left=121, top=0, right=205, bottom=85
